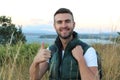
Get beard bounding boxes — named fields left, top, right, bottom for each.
left=57, top=30, right=73, bottom=39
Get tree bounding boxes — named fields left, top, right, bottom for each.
left=117, top=32, right=120, bottom=35
left=116, top=32, right=120, bottom=43
left=0, top=16, right=26, bottom=45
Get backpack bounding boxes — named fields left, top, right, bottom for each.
left=96, top=51, right=102, bottom=79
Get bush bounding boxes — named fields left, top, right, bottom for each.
left=0, top=16, right=26, bottom=45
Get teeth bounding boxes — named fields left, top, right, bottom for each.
left=60, top=28, right=69, bottom=32
left=62, top=29, right=67, bottom=31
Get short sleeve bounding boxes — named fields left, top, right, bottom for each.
left=84, top=47, right=98, bottom=67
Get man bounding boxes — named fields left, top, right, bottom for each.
left=29, top=8, right=99, bottom=80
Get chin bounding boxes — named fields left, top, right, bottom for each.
left=60, top=35, right=71, bottom=39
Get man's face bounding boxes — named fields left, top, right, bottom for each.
left=54, top=13, right=75, bottom=39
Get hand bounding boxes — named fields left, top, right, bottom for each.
left=33, top=43, right=51, bottom=64
left=72, top=45, right=83, bottom=62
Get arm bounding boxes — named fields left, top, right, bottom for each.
left=29, top=43, right=51, bottom=80
left=72, top=46, right=99, bottom=80
left=77, top=56, right=99, bottom=80
left=29, top=61, right=48, bottom=80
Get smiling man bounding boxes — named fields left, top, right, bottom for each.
left=29, top=8, right=100, bottom=80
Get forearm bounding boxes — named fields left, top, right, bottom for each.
left=29, top=62, right=41, bottom=80
left=29, top=61, right=48, bottom=80
left=78, top=57, right=99, bottom=80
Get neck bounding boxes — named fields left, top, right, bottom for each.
left=60, top=35, right=73, bottom=50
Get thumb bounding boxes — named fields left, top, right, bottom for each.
left=41, top=42, right=45, bottom=49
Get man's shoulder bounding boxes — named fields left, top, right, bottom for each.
left=48, top=44, right=57, bottom=52
left=85, top=47, right=96, bottom=54
left=78, top=40, right=90, bottom=54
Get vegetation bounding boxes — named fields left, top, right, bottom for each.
left=92, top=43, right=120, bottom=80
left=115, top=32, right=120, bottom=43
left=0, top=42, right=120, bottom=80
left=111, top=32, right=120, bottom=43
left=0, top=16, right=26, bottom=45
left=0, top=16, right=119, bottom=79
left=0, top=42, right=40, bottom=80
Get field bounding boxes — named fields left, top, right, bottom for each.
left=0, top=42, right=120, bottom=80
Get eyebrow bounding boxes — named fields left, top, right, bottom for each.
left=56, top=19, right=71, bottom=23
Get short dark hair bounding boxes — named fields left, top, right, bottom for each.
left=54, top=8, right=74, bottom=21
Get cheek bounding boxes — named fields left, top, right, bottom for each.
left=54, top=26, right=58, bottom=31
left=54, top=25, right=57, bottom=30
left=54, top=25, right=60, bottom=30
left=54, top=26, right=60, bottom=32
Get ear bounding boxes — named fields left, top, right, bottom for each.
left=53, top=23, right=56, bottom=29
left=73, top=22, right=75, bottom=29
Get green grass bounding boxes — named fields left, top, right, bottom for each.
left=0, top=42, right=40, bottom=80
left=0, top=42, right=120, bottom=80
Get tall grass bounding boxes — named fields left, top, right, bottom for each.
left=0, top=42, right=40, bottom=80
left=92, top=43, right=120, bottom=80
left=0, top=42, right=120, bottom=80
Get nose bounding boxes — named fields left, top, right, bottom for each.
left=61, top=21, right=67, bottom=28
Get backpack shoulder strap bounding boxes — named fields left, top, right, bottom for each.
left=79, top=40, right=102, bottom=79
left=78, top=40, right=90, bottom=55
left=96, top=51, right=102, bottom=79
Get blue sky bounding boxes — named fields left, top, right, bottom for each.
left=0, top=0, right=120, bottom=33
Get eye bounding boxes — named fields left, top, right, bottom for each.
left=65, top=19, right=71, bottom=23
left=56, top=20, right=62, bottom=24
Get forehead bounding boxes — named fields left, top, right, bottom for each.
left=54, top=13, right=73, bottom=21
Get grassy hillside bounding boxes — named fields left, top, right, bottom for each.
left=0, top=42, right=120, bottom=80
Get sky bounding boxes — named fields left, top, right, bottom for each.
left=0, top=0, right=120, bottom=33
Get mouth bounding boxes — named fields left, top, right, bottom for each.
left=60, top=28, right=70, bottom=32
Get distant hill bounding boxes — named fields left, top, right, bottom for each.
left=37, top=32, right=118, bottom=40
left=22, top=25, right=119, bottom=40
